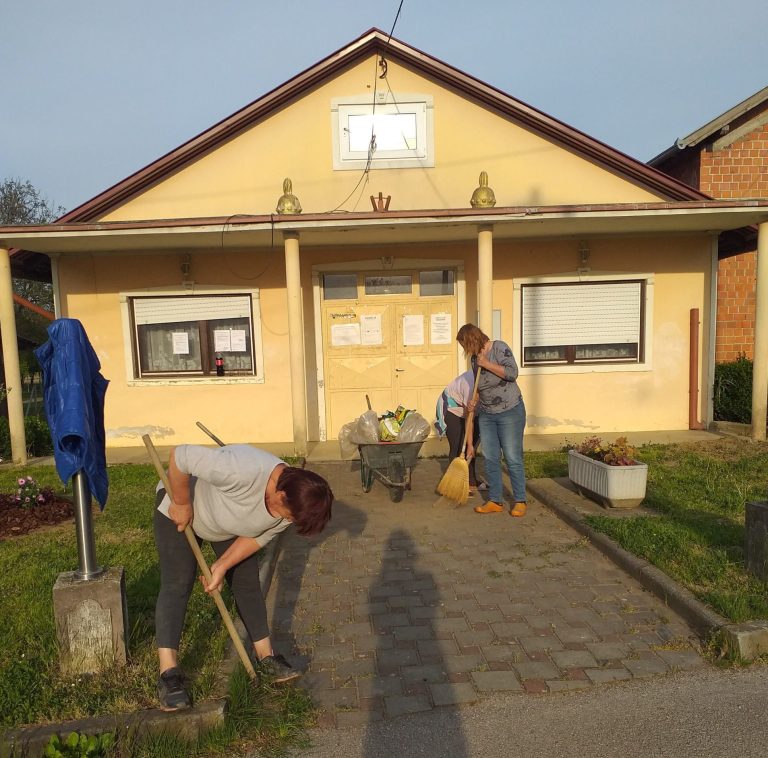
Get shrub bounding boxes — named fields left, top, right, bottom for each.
left=0, top=415, right=54, bottom=459
left=570, top=435, right=639, bottom=466
left=25, top=415, right=54, bottom=457
left=714, top=355, right=752, bottom=423
left=44, top=731, right=114, bottom=758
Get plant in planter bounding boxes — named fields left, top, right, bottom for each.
left=567, top=436, right=648, bottom=509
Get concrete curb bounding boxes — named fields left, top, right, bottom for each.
left=528, top=477, right=768, bottom=660
left=1, top=700, right=226, bottom=758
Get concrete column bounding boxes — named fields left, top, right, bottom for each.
left=478, top=225, right=493, bottom=336
left=284, top=232, right=308, bottom=456
left=0, top=247, right=27, bottom=464
left=752, top=222, right=768, bottom=441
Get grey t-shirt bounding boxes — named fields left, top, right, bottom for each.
left=475, top=340, right=523, bottom=414
left=156, top=444, right=290, bottom=545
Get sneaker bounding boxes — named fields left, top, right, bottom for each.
left=157, top=667, right=191, bottom=711
left=474, top=501, right=504, bottom=514
left=258, top=653, right=301, bottom=683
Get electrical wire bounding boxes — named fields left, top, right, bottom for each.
left=327, top=0, right=406, bottom=213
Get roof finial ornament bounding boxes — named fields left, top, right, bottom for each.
left=276, top=178, right=302, bottom=215
left=470, top=170, right=496, bottom=209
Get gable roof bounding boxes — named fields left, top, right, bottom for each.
left=650, top=85, right=768, bottom=165
left=58, top=28, right=706, bottom=224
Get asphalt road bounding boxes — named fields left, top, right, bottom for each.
left=290, top=664, right=768, bottom=758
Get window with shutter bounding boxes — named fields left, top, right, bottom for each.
left=127, top=293, right=261, bottom=379
left=520, top=280, right=644, bottom=366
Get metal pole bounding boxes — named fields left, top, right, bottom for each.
left=73, top=470, right=103, bottom=581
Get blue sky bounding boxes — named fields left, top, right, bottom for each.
left=2, top=0, right=767, bottom=213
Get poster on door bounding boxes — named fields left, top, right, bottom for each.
left=402, top=314, right=424, bottom=346
left=430, top=313, right=452, bottom=344
left=331, top=322, right=362, bottom=346
left=360, top=313, right=383, bottom=345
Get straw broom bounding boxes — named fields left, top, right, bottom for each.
left=437, top=366, right=481, bottom=505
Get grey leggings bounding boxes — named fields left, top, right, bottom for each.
left=153, top=495, right=269, bottom=650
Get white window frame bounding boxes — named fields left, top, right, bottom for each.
left=119, top=287, right=265, bottom=385
left=331, top=94, right=434, bottom=170
left=512, top=273, right=654, bottom=375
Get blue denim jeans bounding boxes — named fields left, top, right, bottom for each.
left=478, top=401, right=526, bottom=504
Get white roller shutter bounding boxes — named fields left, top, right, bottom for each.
left=522, top=282, right=641, bottom=348
left=133, top=295, right=251, bottom=325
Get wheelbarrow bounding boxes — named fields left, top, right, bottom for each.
left=358, top=440, right=424, bottom=502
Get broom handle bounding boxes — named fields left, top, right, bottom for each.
left=142, top=434, right=257, bottom=680
left=460, top=365, right=482, bottom=460
left=195, top=420, right=226, bottom=448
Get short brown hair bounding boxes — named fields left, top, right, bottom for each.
left=456, top=323, right=489, bottom=356
left=277, top=467, right=334, bottom=536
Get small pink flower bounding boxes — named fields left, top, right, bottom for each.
left=26, top=476, right=33, bottom=483
left=18, top=478, right=26, bottom=486
left=24, top=497, right=30, bottom=503
left=37, top=495, right=45, bottom=503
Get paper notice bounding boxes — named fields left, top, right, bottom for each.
left=402, top=314, right=424, bottom=346
left=331, top=323, right=362, bottom=346
left=214, top=330, right=231, bottom=352
left=172, top=332, right=189, bottom=355
left=360, top=313, right=383, bottom=345
left=431, top=313, right=452, bottom=344
left=230, top=330, right=247, bottom=352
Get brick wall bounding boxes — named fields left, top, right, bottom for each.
left=716, top=250, right=756, bottom=362
left=700, top=122, right=767, bottom=361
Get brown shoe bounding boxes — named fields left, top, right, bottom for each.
left=510, top=502, right=527, bottom=518
left=474, top=501, right=504, bottom=514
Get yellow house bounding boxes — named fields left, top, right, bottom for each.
left=3, top=29, right=768, bottom=461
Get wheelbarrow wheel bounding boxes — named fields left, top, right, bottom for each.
left=388, top=456, right=405, bottom=502
left=360, top=461, right=373, bottom=492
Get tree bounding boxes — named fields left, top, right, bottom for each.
left=1, top=177, right=64, bottom=321
left=0, top=177, right=64, bottom=226
left=0, top=178, right=66, bottom=387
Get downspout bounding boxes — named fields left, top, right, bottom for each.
left=689, top=308, right=705, bottom=430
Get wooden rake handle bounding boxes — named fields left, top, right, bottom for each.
left=460, top=364, right=482, bottom=460
left=142, top=434, right=257, bottom=680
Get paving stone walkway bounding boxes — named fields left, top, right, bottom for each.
left=268, top=459, right=705, bottom=729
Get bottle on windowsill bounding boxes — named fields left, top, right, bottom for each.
left=215, top=354, right=225, bottom=376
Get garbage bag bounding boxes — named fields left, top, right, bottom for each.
left=338, top=421, right=358, bottom=458
left=352, top=410, right=380, bottom=444
left=397, top=412, right=430, bottom=442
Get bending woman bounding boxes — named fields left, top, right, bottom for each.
left=456, top=323, right=527, bottom=517
left=154, top=444, right=334, bottom=710
left=435, top=369, right=483, bottom=493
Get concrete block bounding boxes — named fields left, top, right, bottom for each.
left=52, top=566, right=128, bottom=675
left=721, top=621, right=768, bottom=660
left=745, top=501, right=768, bottom=580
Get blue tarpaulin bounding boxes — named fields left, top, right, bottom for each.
left=34, top=319, right=110, bottom=508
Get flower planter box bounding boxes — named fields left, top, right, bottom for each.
left=567, top=449, right=648, bottom=509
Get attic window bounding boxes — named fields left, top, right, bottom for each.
left=332, top=95, right=434, bottom=170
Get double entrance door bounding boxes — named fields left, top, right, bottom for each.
left=321, top=269, right=458, bottom=439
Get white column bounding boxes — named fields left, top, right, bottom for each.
left=284, top=232, right=308, bottom=456
left=752, top=222, right=768, bottom=441
left=478, top=225, right=493, bottom=335
left=0, top=247, right=27, bottom=464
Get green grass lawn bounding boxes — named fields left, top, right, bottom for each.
left=526, top=437, right=768, bottom=623
left=0, top=464, right=232, bottom=731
